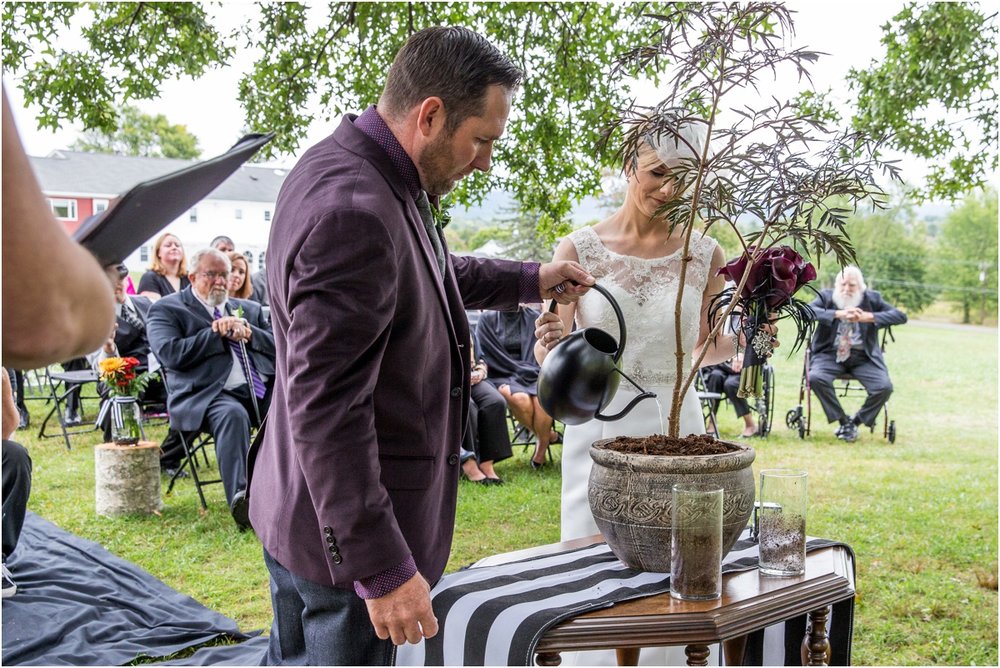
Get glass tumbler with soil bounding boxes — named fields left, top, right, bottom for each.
left=670, top=482, right=723, bottom=600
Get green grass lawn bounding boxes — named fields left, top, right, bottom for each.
left=11, top=320, right=997, bottom=665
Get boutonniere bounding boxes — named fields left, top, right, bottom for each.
left=431, top=200, right=452, bottom=229
left=234, top=304, right=245, bottom=319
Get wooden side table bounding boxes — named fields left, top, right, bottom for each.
left=535, top=541, right=853, bottom=666
left=476, top=535, right=854, bottom=667
left=94, top=441, right=163, bottom=516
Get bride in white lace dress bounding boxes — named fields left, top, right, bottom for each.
left=534, top=128, right=741, bottom=665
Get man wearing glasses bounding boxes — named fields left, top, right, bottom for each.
left=147, top=248, right=275, bottom=529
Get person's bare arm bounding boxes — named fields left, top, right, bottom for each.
left=2, top=368, right=19, bottom=441
left=2, top=89, right=115, bottom=368
left=534, top=237, right=581, bottom=364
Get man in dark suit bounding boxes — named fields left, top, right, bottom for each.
left=147, top=248, right=275, bottom=528
left=93, top=264, right=167, bottom=439
left=248, top=26, right=593, bottom=666
left=807, top=266, right=907, bottom=442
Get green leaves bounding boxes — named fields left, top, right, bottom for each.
left=72, top=105, right=201, bottom=158
left=5, top=2, right=233, bottom=134
left=848, top=2, right=997, bottom=200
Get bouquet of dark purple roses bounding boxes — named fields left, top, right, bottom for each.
left=713, top=246, right=818, bottom=398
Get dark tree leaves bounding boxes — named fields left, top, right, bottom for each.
left=848, top=2, right=998, bottom=201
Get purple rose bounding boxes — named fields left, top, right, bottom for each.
left=718, top=245, right=816, bottom=308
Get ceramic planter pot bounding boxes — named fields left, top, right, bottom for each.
left=588, top=438, right=756, bottom=572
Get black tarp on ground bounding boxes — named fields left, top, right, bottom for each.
left=2, top=512, right=258, bottom=666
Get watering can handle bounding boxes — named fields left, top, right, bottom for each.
left=547, top=282, right=627, bottom=363
left=594, top=367, right=657, bottom=421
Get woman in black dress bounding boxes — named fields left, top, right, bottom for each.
left=138, top=232, right=189, bottom=300
left=477, top=306, right=556, bottom=469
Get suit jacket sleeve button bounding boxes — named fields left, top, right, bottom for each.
left=324, top=526, right=333, bottom=536
left=447, top=453, right=459, bottom=466
left=450, top=387, right=461, bottom=397
left=331, top=554, right=343, bottom=564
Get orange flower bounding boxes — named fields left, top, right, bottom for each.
left=99, top=357, right=127, bottom=376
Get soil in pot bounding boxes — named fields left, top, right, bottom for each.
left=603, top=433, right=734, bottom=456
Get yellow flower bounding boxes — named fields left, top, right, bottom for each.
left=98, top=357, right=127, bottom=381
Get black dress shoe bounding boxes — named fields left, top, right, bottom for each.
left=17, top=408, right=29, bottom=430
left=63, top=410, right=82, bottom=426
left=162, top=466, right=190, bottom=479
left=230, top=490, right=252, bottom=531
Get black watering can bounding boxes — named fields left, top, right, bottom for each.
left=537, top=283, right=657, bottom=425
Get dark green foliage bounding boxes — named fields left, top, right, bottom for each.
left=72, top=105, right=201, bottom=159
left=3, top=3, right=234, bottom=134
left=848, top=2, right=998, bottom=200
left=4, top=2, right=658, bottom=231
left=931, top=188, right=998, bottom=323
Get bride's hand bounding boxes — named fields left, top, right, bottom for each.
left=535, top=311, right=564, bottom=351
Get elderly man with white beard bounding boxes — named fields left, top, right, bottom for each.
left=147, top=248, right=275, bottom=528
left=806, top=266, right=907, bottom=442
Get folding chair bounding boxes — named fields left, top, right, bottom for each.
left=506, top=406, right=561, bottom=463
left=695, top=369, right=724, bottom=437
left=159, top=371, right=223, bottom=511
left=697, top=364, right=775, bottom=438
left=37, top=367, right=101, bottom=449
left=160, top=368, right=265, bottom=512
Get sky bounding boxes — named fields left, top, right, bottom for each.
left=2, top=0, right=953, bottom=190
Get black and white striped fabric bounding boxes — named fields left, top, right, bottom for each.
left=394, top=529, right=854, bottom=666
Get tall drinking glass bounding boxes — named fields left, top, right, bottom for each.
left=758, top=469, right=807, bottom=576
left=670, top=483, right=723, bottom=600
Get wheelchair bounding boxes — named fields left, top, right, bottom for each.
left=785, top=331, right=896, bottom=443
left=697, top=363, right=775, bottom=438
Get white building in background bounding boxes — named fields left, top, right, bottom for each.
left=28, top=150, right=288, bottom=274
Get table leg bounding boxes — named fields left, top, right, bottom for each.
left=685, top=644, right=711, bottom=666
left=615, top=647, right=640, bottom=665
left=723, top=636, right=748, bottom=665
left=803, top=605, right=832, bottom=666
left=535, top=651, right=562, bottom=666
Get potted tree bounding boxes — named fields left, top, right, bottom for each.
left=584, top=2, right=899, bottom=571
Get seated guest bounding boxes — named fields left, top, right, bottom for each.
left=701, top=358, right=757, bottom=438
left=463, top=338, right=512, bottom=485
left=57, top=356, right=90, bottom=426
left=91, top=264, right=171, bottom=447
left=210, top=235, right=235, bottom=253
left=147, top=248, right=276, bottom=529
left=477, top=306, right=556, bottom=469
left=7, top=369, right=28, bottom=430
left=2, top=368, right=32, bottom=598
left=807, top=266, right=907, bottom=442
left=138, top=232, right=190, bottom=301
left=249, top=267, right=268, bottom=306
left=226, top=252, right=253, bottom=300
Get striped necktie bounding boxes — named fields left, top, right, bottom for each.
left=415, top=190, right=446, bottom=275
left=120, top=302, right=145, bottom=333
left=835, top=321, right=855, bottom=363
left=214, top=307, right=266, bottom=398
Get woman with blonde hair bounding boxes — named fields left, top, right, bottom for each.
left=137, top=232, right=189, bottom=300
left=226, top=252, right=253, bottom=300
left=533, top=117, right=744, bottom=666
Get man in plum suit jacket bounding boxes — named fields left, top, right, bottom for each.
left=248, top=26, right=593, bottom=666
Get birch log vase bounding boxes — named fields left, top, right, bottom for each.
left=95, top=441, right=162, bottom=516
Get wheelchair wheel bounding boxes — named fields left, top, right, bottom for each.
left=785, top=407, right=802, bottom=430
left=887, top=420, right=896, bottom=444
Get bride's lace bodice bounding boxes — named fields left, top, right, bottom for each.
left=568, top=226, right=717, bottom=388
